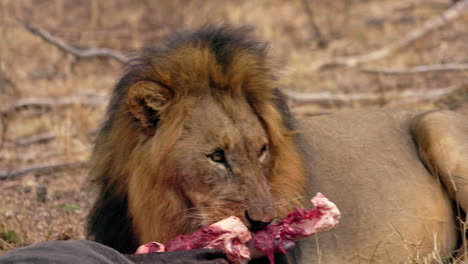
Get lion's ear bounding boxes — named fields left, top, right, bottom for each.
left=126, top=81, right=172, bottom=134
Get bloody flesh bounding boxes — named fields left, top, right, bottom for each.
left=135, top=193, right=340, bottom=264
left=165, top=226, right=229, bottom=251
left=252, top=193, right=341, bottom=263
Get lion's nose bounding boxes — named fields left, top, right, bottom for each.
left=245, top=211, right=272, bottom=231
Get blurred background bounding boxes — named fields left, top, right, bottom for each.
left=0, top=0, right=467, bottom=252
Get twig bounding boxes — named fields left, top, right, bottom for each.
left=282, top=85, right=464, bottom=106
left=290, top=108, right=331, bottom=117
left=1, top=95, right=107, bottom=116
left=13, top=132, right=56, bottom=146
left=0, top=114, right=8, bottom=149
left=21, top=21, right=128, bottom=63
left=301, top=0, right=327, bottom=48
left=360, top=63, right=468, bottom=75
left=0, top=161, right=88, bottom=180
left=312, top=0, right=468, bottom=70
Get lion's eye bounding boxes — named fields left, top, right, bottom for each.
left=209, top=150, right=226, bottom=163
left=259, top=144, right=268, bottom=159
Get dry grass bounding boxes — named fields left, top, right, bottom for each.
left=0, top=0, right=466, bottom=260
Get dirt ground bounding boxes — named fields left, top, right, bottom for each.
left=0, top=0, right=467, bottom=257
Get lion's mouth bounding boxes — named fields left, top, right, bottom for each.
left=245, top=211, right=272, bottom=231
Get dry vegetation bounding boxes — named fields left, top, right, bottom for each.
left=0, top=0, right=467, bottom=261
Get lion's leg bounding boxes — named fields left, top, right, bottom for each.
left=411, top=110, right=468, bottom=261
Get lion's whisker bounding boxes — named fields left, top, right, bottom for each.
left=275, top=195, right=308, bottom=206
left=173, top=206, right=220, bottom=216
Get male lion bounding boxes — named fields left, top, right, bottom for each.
left=87, top=26, right=467, bottom=263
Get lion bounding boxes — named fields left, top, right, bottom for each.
left=87, top=26, right=467, bottom=264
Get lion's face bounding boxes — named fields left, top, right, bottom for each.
left=166, top=97, right=276, bottom=230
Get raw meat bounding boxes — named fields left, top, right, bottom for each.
left=135, top=216, right=252, bottom=264
left=135, top=193, right=340, bottom=264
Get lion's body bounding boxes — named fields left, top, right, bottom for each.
left=293, top=110, right=467, bottom=263
left=87, top=26, right=467, bottom=263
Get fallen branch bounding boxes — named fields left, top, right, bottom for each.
left=0, top=161, right=87, bottom=180
left=360, top=63, right=468, bottom=75
left=1, top=95, right=107, bottom=116
left=282, top=85, right=464, bottom=107
left=301, top=0, right=327, bottom=48
left=9, top=129, right=98, bottom=147
left=21, top=21, right=128, bottom=63
left=312, top=0, right=468, bottom=70
left=387, top=85, right=467, bottom=106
